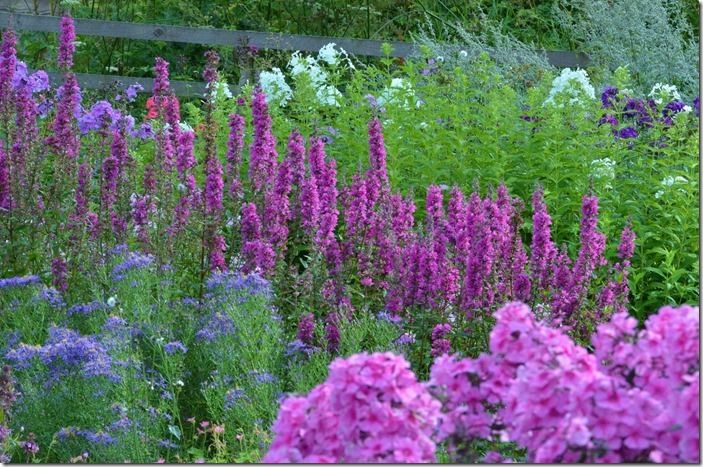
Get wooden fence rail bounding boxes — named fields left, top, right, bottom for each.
left=1, top=12, right=590, bottom=96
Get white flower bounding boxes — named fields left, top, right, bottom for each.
left=657, top=175, right=688, bottom=198
left=436, top=55, right=444, bottom=62
left=682, top=105, right=692, bottom=113
left=591, top=158, right=616, bottom=180
left=316, top=84, right=341, bottom=107
left=307, top=64, right=328, bottom=88
left=377, top=78, right=415, bottom=109
left=258, top=68, right=293, bottom=107
left=544, top=68, right=596, bottom=106
left=209, top=81, right=232, bottom=99
left=318, top=43, right=340, bottom=66
left=418, top=121, right=428, bottom=129
left=177, top=183, right=186, bottom=193
left=661, top=175, right=687, bottom=187
left=288, top=51, right=317, bottom=77
left=178, top=121, right=193, bottom=133
left=458, top=50, right=468, bottom=59
left=174, top=380, right=184, bottom=387
left=649, top=83, right=681, bottom=105
left=107, top=296, right=117, bottom=308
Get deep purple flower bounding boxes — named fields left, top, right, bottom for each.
left=598, top=114, right=618, bottom=126
left=663, top=100, right=686, bottom=115
left=205, top=153, right=224, bottom=216
left=21, top=433, right=39, bottom=455
left=617, top=127, right=638, bottom=139
left=600, top=85, right=618, bottom=108
left=693, top=96, right=699, bottom=117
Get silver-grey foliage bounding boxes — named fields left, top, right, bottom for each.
left=554, top=0, right=699, bottom=98
left=414, top=14, right=556, bottom=94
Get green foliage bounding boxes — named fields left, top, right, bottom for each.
left=554, top=0, right=699, bottom=98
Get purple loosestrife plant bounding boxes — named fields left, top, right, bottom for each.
left=296, top=313, right=315, bottom=345
left=204, top=151, right=224, bottom=217
left=226, top=113, right=245, bottom=200
left=530, top=187, right=557, bottom=292
left=57, top=16, right=76, bottom=70
left=209, top=234, right=227, bottom=272
left=0, top=147, right=10, bottom=211
left=0, top=30, right=17, bottom=113
left=249, top=88, right=278, bottom=193
left=51, top=257, right=68, bottom=293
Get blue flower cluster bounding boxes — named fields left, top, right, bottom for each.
left=6, top=326, right=119, bottom=385
left=195, top=312, right=236, bottom=342
left=111, top=251, right=155, bottom=282
left=0, top=275, right=41, bottom=290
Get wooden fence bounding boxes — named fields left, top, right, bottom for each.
left=0, top=12, right=590, bottom=96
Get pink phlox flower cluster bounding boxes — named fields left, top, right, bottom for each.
left=264, top=352, right=441, bottom=463
left=431, top=302, right=699, bottom=463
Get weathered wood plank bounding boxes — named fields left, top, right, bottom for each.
left=0, top=12, right=416, bottom=58
left=0, top=12, right=590, bottom=67
left=43, top=71, right=211, bottom=97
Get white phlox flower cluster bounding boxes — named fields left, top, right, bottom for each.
left=591, top=158, right=616, bottom=180
left=649, top=83, right=681, bottom=105
left=208, top=81, right=232, bottom=99
left=285, top=44, right=350, bottom=107
left=544, top=68, right=596, bottom=106
left=591, top=158, right=616, bottom=189
left=259, top=67, right=293, bottom=106
left=376, top=78, right=418, bottom=109
left=654, top=175, right=688, bottom=199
